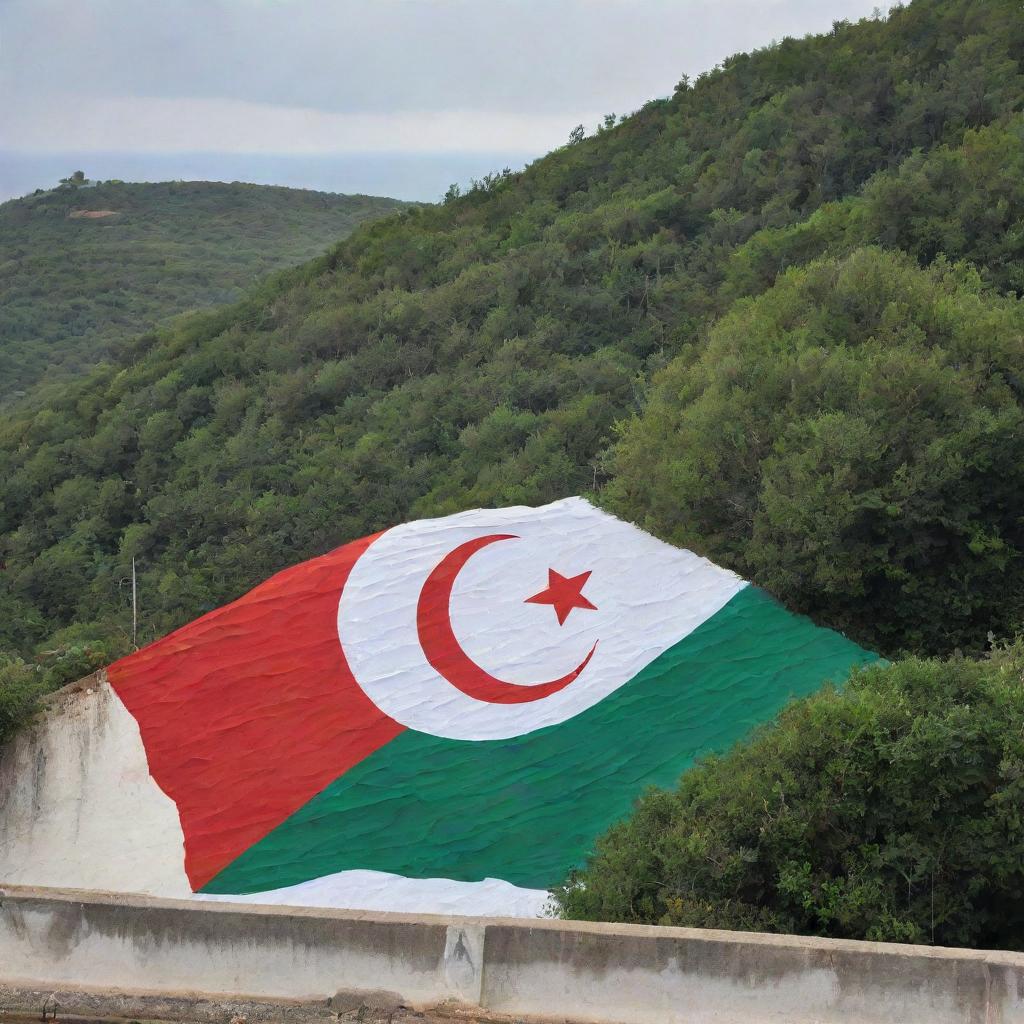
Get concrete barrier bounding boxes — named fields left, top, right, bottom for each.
left=1, top=885, right=1022, bottom=1024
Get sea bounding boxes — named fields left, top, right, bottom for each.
left=0, top=150, right=539, bottom=205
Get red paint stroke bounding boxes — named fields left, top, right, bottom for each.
left=525, top=568, right=598, bottom=625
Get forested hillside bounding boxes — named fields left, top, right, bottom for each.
left=0, top=180, right=406, bottom=399
left=1, top=0, right=1022, bottom=705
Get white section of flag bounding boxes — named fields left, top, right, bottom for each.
left=339, top=497, right=746, bottom=741
left=196, top=871, right=552, bottom=918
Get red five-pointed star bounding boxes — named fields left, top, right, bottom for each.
left=525, top=569, right=598, bottom=625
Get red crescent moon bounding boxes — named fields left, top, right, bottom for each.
left=416, top=534, right=598, bottom=705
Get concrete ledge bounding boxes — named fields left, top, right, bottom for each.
left=0, top=983, right=516, bottom=1024
left=2, top=886, right=1023, bottom=1024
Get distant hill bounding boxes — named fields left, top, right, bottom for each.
left=0, top=180, right=407, bottom=399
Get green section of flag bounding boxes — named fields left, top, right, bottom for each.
left=202, top=587, right=877, bottom=894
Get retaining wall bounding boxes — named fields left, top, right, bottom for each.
left=1, top=886, right=1022, bottom=1024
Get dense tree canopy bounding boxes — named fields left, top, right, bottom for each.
left=0, top=181, right=406, bottom=400
left=0, top=0, right=1022, bottom=701
left=555, top=642, right=1024, bottom=950
left=608, top=247, right=1024, bottom=653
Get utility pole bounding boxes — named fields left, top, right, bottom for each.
left=131, top=556, right=138, bottom=649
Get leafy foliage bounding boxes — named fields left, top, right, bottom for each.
left=0, top=180, right=407, bottom=399
left=0, top=637, right=123, bottom=745
left=554, top=643, right=1024, bottom=950
left=0, top=0, right=1022, bottom=690
left=720, top=117, right=1024, bottom=301
left=0, top=654, right=46, bottom=746
left=607, top=247, right=1024, bottom=654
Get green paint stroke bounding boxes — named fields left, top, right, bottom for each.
left=203, top=587, right=877, bottom=893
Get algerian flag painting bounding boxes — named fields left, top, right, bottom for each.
left=4, top=499, right=877, bottom=917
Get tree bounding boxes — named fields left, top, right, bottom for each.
left=555, top=641, right=1024, bottom=950
left=606, top=247, right=1024, bottom=655
left=59, top=170, right=87, bottom=187
left=0, top=654, right=45, bottom=746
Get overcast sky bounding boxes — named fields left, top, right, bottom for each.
left=1, top=0, right=889, bottom=198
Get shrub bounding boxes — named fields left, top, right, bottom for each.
left=606, top=248, right=1024, bottom=655
left=0, top=654, right=46, bottom=746
left=555, top=643, right=1024, bottom=949
left=0, top=636, right=129, bottom=746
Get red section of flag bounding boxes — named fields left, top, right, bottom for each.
left=107, top=533, right=403, bottom=891
left=525, top=568, right=598, bottom=625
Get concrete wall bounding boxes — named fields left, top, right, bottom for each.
left=0, top=675, right=191, bottom=897
left=1, top=886, right=1022, bottom=1024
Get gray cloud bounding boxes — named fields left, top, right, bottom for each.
left=4, top=0, right=887, bottom=124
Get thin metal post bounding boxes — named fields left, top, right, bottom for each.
left=131, top=556, right=138, bottom=649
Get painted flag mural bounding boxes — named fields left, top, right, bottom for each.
left=0, top=498, right=877, bottom=917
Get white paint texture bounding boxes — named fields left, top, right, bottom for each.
left=198, top=869, right=552, bottom=918
left=340, top=497, right=745, bottom=740
left=0, top=680, right=190, bottom=898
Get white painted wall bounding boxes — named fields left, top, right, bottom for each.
left=0, top=677, right=190, bottom=897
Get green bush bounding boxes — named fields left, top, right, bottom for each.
left=606, top=247, right=1024, bottom=655
left=0, top=654, right=46, bottom=745
left=555, top=644, right=1024, bottom=949
left=0, top=636, right=130, bottom=745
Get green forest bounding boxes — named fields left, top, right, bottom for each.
left=0, top=180, right=406, bottom=400
left=2, top=0, right=1024, bottom=946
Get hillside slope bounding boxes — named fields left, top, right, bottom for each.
left=0, top=181, right=407, bottom=398
left=1, top=0, right=1022, bottom=685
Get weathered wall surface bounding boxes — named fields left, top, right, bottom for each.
left=1, top=886, right=1022, bottom=1024
left=0, top=676, right=190, bottom=897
